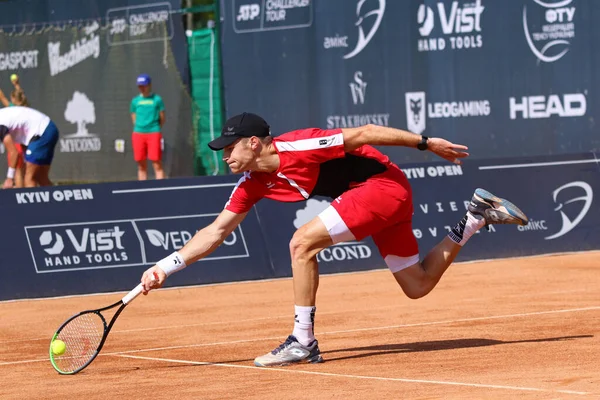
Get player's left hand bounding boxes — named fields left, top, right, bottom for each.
left=427, top=137, right=469, bottom=165
left=141, top=266, right=167, bottom=294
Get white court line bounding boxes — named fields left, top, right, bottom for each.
left=112, top=354, right=592, bottom=396
left=2, top=305, right=598, bottom=366
left=478, top=159, right=599, bottom=170
left=112, top=182, right=237, bottom=194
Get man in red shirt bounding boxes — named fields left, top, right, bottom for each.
left=140, top=112, right=528, bottom=367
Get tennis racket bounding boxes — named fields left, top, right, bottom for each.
left=49, top=282, right=145, bottom=374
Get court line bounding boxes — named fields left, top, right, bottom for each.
left=478, top=159, right=599, bottom=170
left=2, top=304, right=598, bottom=366
left=112, top=354, right=592, bottom=396
left=112, top=182, right=237, bottom=194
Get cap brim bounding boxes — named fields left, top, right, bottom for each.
left=208, top=135, right=238, bottom=151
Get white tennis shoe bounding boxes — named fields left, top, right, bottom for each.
left=254, top=335, right=323, bottom=367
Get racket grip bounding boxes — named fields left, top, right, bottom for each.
left=122, top=283, right=144, bottom=305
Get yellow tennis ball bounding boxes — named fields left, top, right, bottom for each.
left=10, top=74, right=17, bottom=83
left=52, top=339, right=66, bottom=356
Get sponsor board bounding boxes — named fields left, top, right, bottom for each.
left=26, top=220, right=143, bottom=273
left=509, top=92, right=586, bottom=119
left=233, top=0, right=312, bottom=33
left=323, top=0, right=385, bottom=59
left=522, top=0, right=576, bottom=63
left=137, top=215, right=249, bottom=263
left=516, top=180, right=593, bottom=240
left=405, top=91, right=491, bottom=134
left=48, top=24, right=100, bottom=76
left=15, top=187, right=94, bottom=204
left=107, top=2, right=174, bottom=46
left=25, top=214, right=249, bottom=273
left=0, top=50, right=39, bottom=71
left=326, top=71, right=390, bottom=128
left=60, top=91, right=102, bottom=153
left=417, top=0, right=484, bottom=52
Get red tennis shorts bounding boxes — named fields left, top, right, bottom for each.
left=327, top=166, right=418, bottom=260
left=132, top=132, right=162, bottom=162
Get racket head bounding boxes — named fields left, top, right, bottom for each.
left=49, top=311, right=108, bottom=375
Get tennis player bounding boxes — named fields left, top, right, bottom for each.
left=0, top=106, right=59, bottom=188
left=140, top=112, right=528, bottom=367
left=0, top=85, right=30, bottom=188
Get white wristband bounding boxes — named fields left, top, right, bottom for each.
left=156, top=251, right=187, bottom=277
left=6, top=167, right=15, bottom=179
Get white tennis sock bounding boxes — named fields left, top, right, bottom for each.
left=448, top=211, right=485, bottom=246
left=292, top=305, right=316, bottom=347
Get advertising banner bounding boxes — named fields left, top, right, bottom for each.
left=1, top=153, right=598, bottom=300
left=220, top=0, right=599, bottom=164
left=0, top=0, right=189, bottom=87
left=0, top=175, right=272, bottom=300
left=0, top=21, right=194, bottom=182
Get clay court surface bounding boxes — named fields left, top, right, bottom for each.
left=1, top=252, right=599, bottom=399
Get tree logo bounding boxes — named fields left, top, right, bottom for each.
left=60, top=91, right=102, bottom=152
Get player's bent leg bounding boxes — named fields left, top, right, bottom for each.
left=391, top=237, right=461, bottom=299
left=392, top=188, right=529, bottom=299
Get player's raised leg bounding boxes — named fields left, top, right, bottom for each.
left=390, top=188, right=529, bottom=299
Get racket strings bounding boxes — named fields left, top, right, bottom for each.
left=53, top=313, right=105, bottom=373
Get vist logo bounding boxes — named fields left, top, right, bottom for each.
left=417, top=0, right=484, bottom=52
left=60, top=91, right=102, bottom=152
left=323, top=0, right=386, bottom=60
left=39, top=231, right=65, bottom=255
left=545, top=181, right=592, bottom=240
left=523, top=0, right=576, bottom=63
left=293, top=199, right=373, bottom=263
left=509, top=93, right=586, bottom=119
left=27, top=222, right=137, bottom=273
left=38, top=226, right=125, bottom=255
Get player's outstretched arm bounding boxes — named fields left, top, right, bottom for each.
left=342, top=124, right=469, bottom=164
left=141, top=209, right=247, bottom=293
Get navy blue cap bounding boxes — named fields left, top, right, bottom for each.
left=136, top=74, right=151, bottom=86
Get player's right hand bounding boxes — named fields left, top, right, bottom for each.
left=2, top=178, right=13, bottom=189
left=141, top=266, right=167, bottom=295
